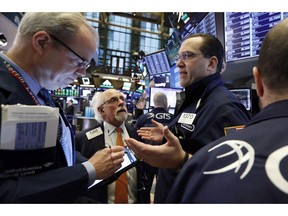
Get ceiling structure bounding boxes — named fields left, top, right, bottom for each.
left=98, top=12, right=255, bottom=87
left=1, top=12, right=255, bottom=87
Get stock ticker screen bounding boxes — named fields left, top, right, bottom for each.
left=224, top=12, right=288, bottom=62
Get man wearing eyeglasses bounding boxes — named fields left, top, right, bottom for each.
left=0, top=13, right=125, bottom=203
left=126, top=33, right=251, bottom=203
left=75, top=89, right=150, bottom=203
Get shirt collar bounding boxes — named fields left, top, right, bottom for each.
left=103, top=121, right=126, bottom=135
left=0, top=51, right=42, bottom=95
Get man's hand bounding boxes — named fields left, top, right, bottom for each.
left=137, top=119, right=164, bottom=143
left=126, top=126, right=187, bottom=169
left=88, top=146, right=124, bottom=180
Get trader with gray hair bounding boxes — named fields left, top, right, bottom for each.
left=76, top=89, right=150, bottom=203
left=0, top=12, right=124, bottom=203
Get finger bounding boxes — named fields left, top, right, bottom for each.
left=125, top=138, right=141, bottom=153
left=110, top=145, right=124, bottom=152
left=151, top=119, right=160, bottom=126
left=111, top=150, right=125, bottom=160
left=163, top=126, right=177, bottom=143
left=113, top=157, right=124, bottom=168
left=137, top=128, right=150, bottom=134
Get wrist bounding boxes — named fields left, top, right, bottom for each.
left=178, top=151, right=189, bottom=170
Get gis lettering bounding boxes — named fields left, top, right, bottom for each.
left=155, top=113, right=171, bottom=120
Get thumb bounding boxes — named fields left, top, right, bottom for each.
left=151, top=119, right=160, bottom=126
left=163, top=126, right=177, bottom=143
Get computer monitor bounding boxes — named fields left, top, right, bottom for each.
left=78, top=77, right=95, bottom=86
left=230, top=88, right=251, bottom=111
left=122, top=82, right=132, bottom=91
left=181, top=12, right=216, bottom=39
left=149, top=87, right=182, bottom=109
left=164, top=30, right=181, bottom=66
left=224, top=12, right=288, bottom=62
left=144, top=49, right=171, bottom=76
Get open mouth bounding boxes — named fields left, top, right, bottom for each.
left=117, top=109, right=127, bottom=113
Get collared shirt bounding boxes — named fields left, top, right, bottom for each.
left=0, top=52, right=95, bottom=185
left=0, top=52, right=41, bottom=98
left=103, top=121, right=137, bottom=203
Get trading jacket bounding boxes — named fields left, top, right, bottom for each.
left=167, top=99, right=288, bottom=203
left=154, top=72, right=251, bottom=203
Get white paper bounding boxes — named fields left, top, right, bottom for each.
left=0, top=104, right=59, bottom=150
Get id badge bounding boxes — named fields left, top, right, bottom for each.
left=86, top=127, right=103, bottom=140
left=178, top=112, right=196, bottom=125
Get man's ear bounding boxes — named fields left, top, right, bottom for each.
left=253, top=66, right=264, bottom=97
left=32, top=31, right=50, bottom=54
left=207, top=56, right=218, bottom=72
left=98, top=107, right=104, bottom=113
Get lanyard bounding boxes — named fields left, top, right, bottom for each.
left=3, top=61, right=40, bottom=105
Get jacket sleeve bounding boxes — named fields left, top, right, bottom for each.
left=0, top=163, right=89, bottom=203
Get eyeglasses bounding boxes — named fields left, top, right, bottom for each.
left=101, top=96, right=126, bottom=106
left=174, top=51, right=202, bottom=63
left=48, top=33, right=90, bottom=69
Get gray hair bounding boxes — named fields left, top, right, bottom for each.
left=91, top=91, right=105, bottom=123
left=15, top=12, right=97, bottom=45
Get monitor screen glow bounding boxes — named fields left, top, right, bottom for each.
left=144, top=49, right=171, bottom=75
left=149, top=87, right=182, bottom=109
left=230, top=88, right=251, bottom=111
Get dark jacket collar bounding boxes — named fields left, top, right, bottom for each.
left=247, top=99, right=288, bottom=126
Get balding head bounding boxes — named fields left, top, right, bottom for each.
left=153, top=92, right=168, bottom=111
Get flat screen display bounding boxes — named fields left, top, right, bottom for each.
left=164, top=13, right=216, bottom=67
left=122, top=82, right=132, bottom=91
left=150, top=74, right=170, bottom=88
left=144, top=49, right=171, bottom=75
left=230, top=88, right=251, bottom=111
left=224, top=12, right=288, bottom=62
left=181, top=12, right=216, bottom=39
left=149, top=87, right=182, bottom=108
left=164, top=30, right=181, bottom=66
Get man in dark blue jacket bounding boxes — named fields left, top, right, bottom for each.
left=126, top=33, right=251, bottom=203
left=127, top=18, right=288, bottom=203
left=166, top=17, right=288, bottom=203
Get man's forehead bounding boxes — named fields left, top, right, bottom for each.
left=104, top=90, right=122, bottom=98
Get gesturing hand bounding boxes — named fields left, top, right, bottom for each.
left=137, top=119, right=164, bottom=144
left=88, top=146, right=124, bottom=180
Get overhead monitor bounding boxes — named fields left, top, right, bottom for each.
left=164, top=30, right=181, bottom=66
left=149, top=87, right=183, bottom=108
left=181, top=12, right=216, bottom=39
left=122, top=82, right=132, bottom=91
left=144, top=49, right=171, bottom=76
left=224, top=12, right=288, bottom=62
left=164, top=13, right=216, bottom=67
left=78, top=77, right=95, bottom=87
left=150, top=74, right=170, bottom=88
